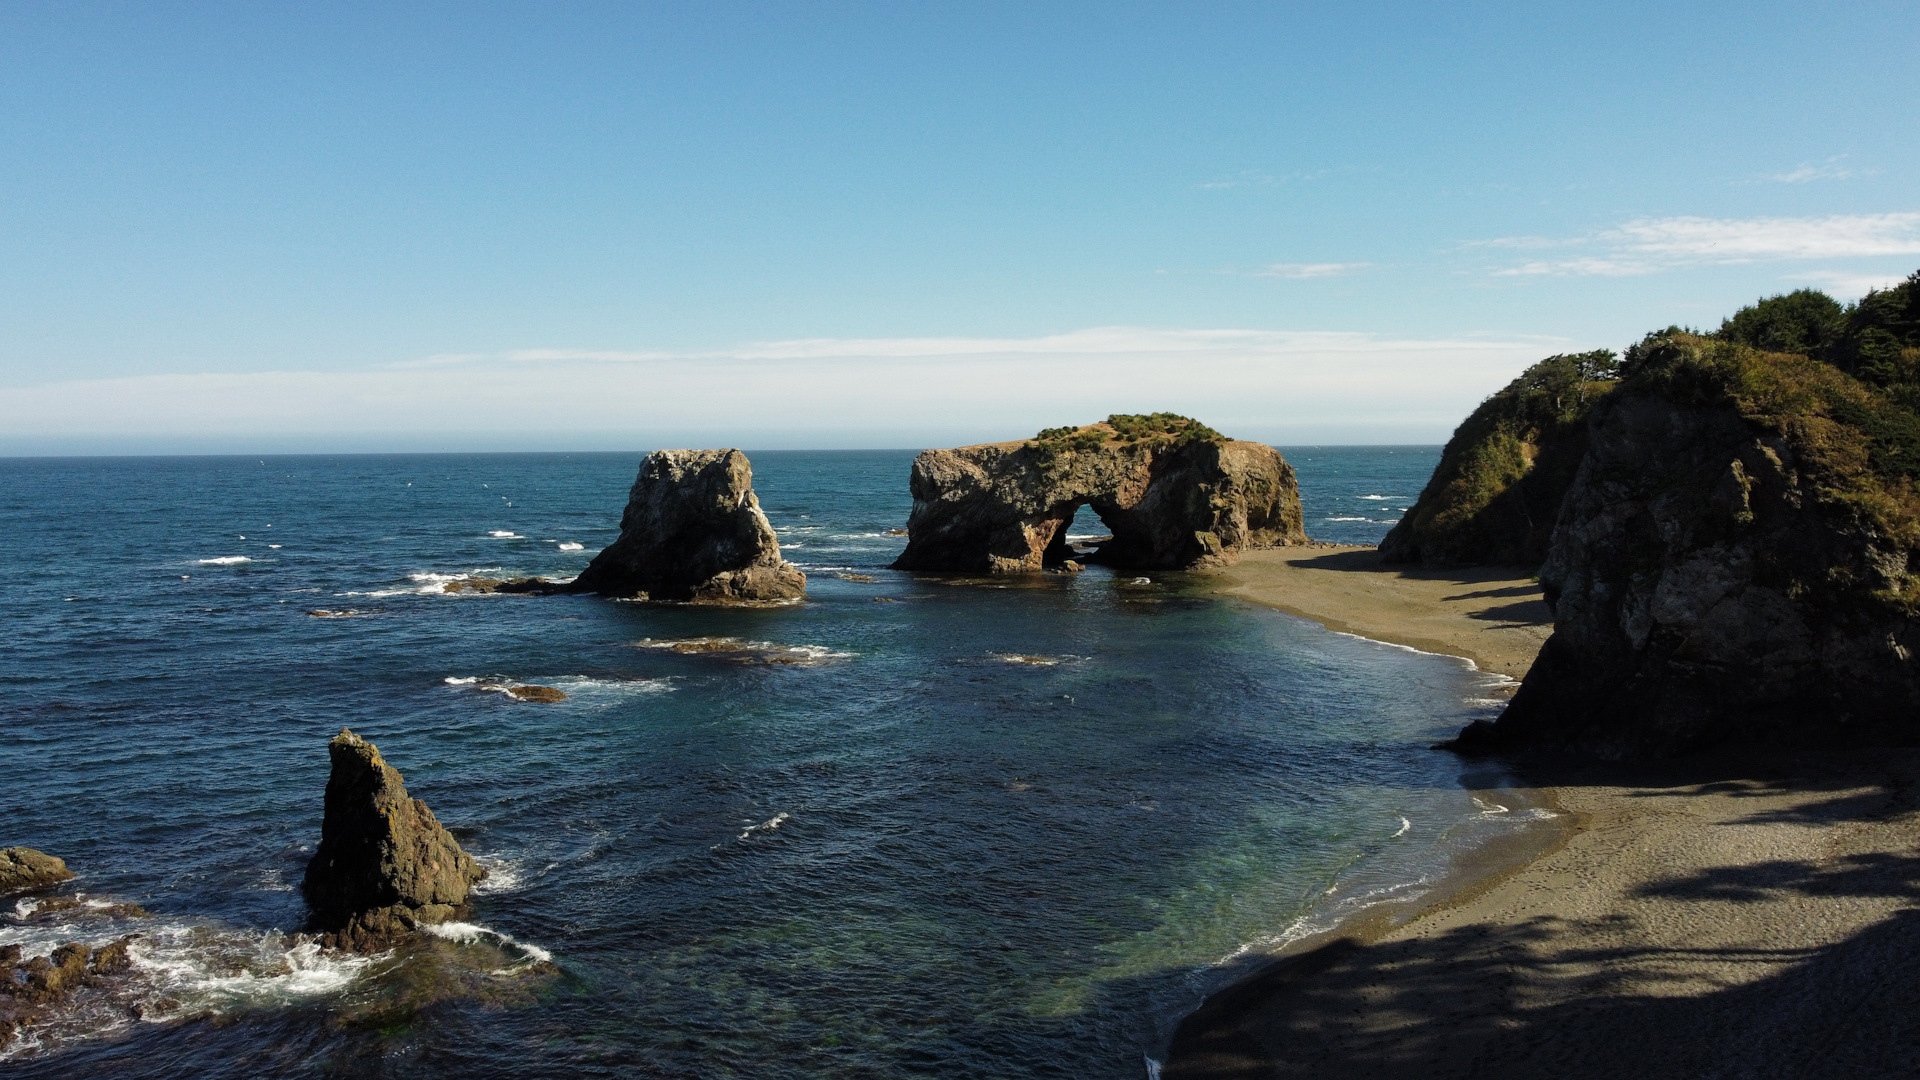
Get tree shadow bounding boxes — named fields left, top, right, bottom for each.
left=1461, top=600, right=1550, bottom=627
left=1161, top=749, right=1920, bottom=1079
left=1280, top=550, right=1540, bottom=589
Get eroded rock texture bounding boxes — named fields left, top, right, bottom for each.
left=570, top=449, right=805, bottom=603
left=892, top=416, right=1305, bottom=573
left=0, top=849, right=73, bottom=896
left=1457, top=334, right=1920, bottom=759
left=301, top=729, right=486, bottom=948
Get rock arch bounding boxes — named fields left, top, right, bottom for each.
left=891, top=416, right=1306, bottom=573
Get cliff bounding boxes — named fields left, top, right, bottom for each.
left=892, top=414, right=1305, bottom=573
left=1380, top=351, right=1618, bottom=567
left=1454, top=332, right=1920, bottom=758
left=570, top=449, right=805, bottom=603
left=302, top=729, right=487, bottom=948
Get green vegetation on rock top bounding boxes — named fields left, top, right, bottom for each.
left=1379, top=351, right=1619, bottom=566
left=1026, top=413, right=1226, bottom=459
left=1623, top=330, right=1920, bottom=593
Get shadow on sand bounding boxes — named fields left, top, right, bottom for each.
left=1163, top=750, right=1920, bottom=1080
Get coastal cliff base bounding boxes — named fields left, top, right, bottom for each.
left=1165, top=750, right=1920, bottom=1080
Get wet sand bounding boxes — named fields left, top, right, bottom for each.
left=1167, top=547, right=1920, bottom=1078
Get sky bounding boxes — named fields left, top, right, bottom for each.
left=3, top=1, right=1918, bottom=453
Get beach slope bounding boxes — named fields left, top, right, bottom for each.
left=1164, top=752, right=1920, bottom=1079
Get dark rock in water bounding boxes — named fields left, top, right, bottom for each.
left=1455, top=332, right=1920, bottom=759
left=10, top=943, right=91, bottom=1004
left=441, top=576, right=561, bottom=595
left=0, top=848, right=74, bottom=895
left=301, top=729, right=486, bottom=949
left=1381, top=351, right=1619, bottom=567
left=570, top=449, right=805, bottom=603
left=893, top=414, right=1305, bottom=574
left=503, top=685, right=565, bottom=703
left=88, top=937, right=133, bottom=976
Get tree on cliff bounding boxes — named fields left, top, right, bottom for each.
left=1716, top=288, right=1846, bottom=356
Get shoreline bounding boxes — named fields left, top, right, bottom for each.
left=1207, top=545, right=1550, bottom=680
left=1163, top=545, right=1920, bottom=1078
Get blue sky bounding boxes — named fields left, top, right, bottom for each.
left=4, top=2, right=1918, bottom=451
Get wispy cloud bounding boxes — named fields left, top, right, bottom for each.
left=2, top=328, right=1572, bottom=448
left=1249, top=262, right=1370, bottom=279
left=1195, top=170, right=1274, bottom=190
left=1483, top=212, right=1920, bottom=277
left=1765, top=157, right=1861, bottom=184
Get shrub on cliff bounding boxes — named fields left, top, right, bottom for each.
left=1026, top=413, right=1224, bottom=464
left=1379, top=351, right=1618, bottom=567
left=1716, top=287, right=1846, bottom=356
left=1617, top=330, right=1920, bottom=606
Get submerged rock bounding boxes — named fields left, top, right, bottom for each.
left=0, top=848, right=74, bottom=895
left=1455, top=333, right=1920, bottom=758
left=892, top=414, right=1305, bottom=574
left=1381, top=351, right=1619, bottom=567
left=301, top=729, right=486, bottom=949
left=440, top=576, right=560, bottom=595
left=502, top=685, right=566, bottom=703
left=570, top=449, right=805, bottom=603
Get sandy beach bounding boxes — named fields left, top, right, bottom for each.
left=1168, top=547, right=1920, bottom=1078
left=1209, top=545, right=1550, bottom=679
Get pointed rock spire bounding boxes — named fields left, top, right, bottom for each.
left=301, top=729, right=485, bottom=949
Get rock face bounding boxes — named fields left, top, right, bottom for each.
left=301, top=729, right=486, bottom=947
left=570, top=449, right=805, bottom=602
left=1381, top=351, right=1618, bottom=567
left=0, top=848, right=74, bottom=895
left=1455, top=333, right=1920, bottom=759
left=892, top=415, right=1305, bottom=573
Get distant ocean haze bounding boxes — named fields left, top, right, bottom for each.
left=0, top=447, right=1541, bottom=1079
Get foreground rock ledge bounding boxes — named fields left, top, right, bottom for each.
left=0, top=848, right=74, bottom=896
left=893, top=415, right=1306, bottom=573
left=301, top=729, right=486, bottom=949
left=569, top=449, right=806, bottom=603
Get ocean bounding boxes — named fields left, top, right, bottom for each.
left=0, top=445, right=1541, bottom=1078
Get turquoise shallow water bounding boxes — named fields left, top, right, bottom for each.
left=0, top=447, right=1537, bottom=1078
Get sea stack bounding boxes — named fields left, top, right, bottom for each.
left=1454, top=332, right=1920, bottom=759
left=0, top=848, right=74, bottom=895
left=893, top=414, right=1305, bottom=574
left=301, top=729, right=486, bottom=948
left=570, top=449, right=806, bottom=603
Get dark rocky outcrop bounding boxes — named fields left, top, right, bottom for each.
left=892, top=414, right=1305, bottom=573
left=1453, top=333, right=1920, bottom=759
left=2, top=935, right=139, bottom=1049
left=0, top=848, right=74, bottom=895
left=1381, top=351, right=1618, bottom=567
left=302, top=729, right=486, bottom=949
left=570, top=449, right=805, bottom=603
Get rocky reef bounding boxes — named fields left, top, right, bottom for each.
left=0, top=848, right=74, bottom=895
left=1381, top=351, right=1618, bottom=567
left=301, top=729, right=487, bottom=949
left=1454, top=331, right=1920, bottom=758
left=570, top=449, right=805, bottom=603
left=892, top=414, right=1305, bottom=574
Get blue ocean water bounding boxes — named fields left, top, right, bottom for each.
left=0, top=445, right=1529, bottom=1079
